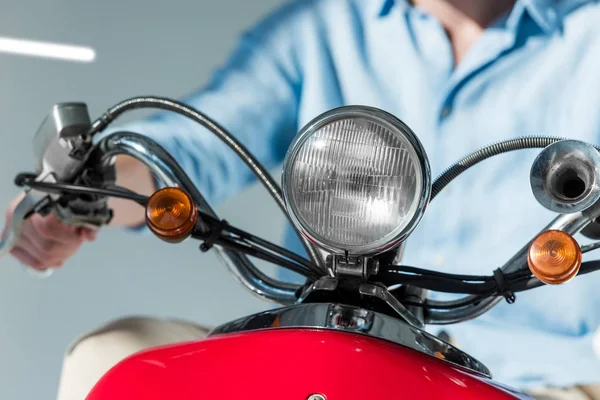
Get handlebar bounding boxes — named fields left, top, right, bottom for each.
left=5, top=98, right=600, bottom=325
left=425, top=210, right=600, bottom=324
left=89, top=97, right=327, bottom=274
left=97, top=131, right=300, bottom=304
left=1, top=97, right=328, bottom=304
left=0, top=128, right=304, bottom=303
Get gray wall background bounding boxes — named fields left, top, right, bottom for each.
left=0, top=0, right=287, bottom=398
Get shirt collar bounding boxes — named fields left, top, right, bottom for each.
left=520, top=0, right=592, bottom=33
left=377, top=0, right=593, bottom=33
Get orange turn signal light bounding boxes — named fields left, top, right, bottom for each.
left=145, top=187, right=198, bottom=243
left=527, top=230, right=582, bottom=285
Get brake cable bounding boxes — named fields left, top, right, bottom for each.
left=383, top=260, right=600, bottom=308
left=15, top=173, right=319, bottom=279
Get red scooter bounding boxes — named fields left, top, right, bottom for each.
left=3, top=98, right=600, bottom=399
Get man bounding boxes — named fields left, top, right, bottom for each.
left=4, top=0, right=600, bottom=398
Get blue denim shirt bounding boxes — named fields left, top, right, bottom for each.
left=112, top=0, right=600, bottom=389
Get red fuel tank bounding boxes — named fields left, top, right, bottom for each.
left=87, top=328, right=529, bottom=400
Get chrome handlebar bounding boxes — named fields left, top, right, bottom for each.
left=89, top=97, right=326, bottom=273
left=425, top=139, right=600, bottom=324
left=97, top=132, right=300, bottom=304
left=4, top=129, right=600, bottom=315
left=425, top=207, right=600, bottom=324
left=4, top=98, right=599, bottom=321
left=0, top=129, right=301, bottom=303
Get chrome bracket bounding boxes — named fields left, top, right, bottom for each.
left=297, top=277, right=339, bottom=303
left=359, top=282, right=424, bottom=329
left=328, top=255, right=379, bottom=279
left=297, top=276, right=424, bottom=329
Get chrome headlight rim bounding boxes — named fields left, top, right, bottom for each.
left=282, top=105, right=431, bottom=256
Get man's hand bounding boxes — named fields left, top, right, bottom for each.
left=1, top=156, right=155, bottom=270
left=2, top=194, right=97, bottom=270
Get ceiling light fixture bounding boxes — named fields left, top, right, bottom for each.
left=0, top=36, right=96, bottom=63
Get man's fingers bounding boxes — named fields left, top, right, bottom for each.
left=78, top=228, right=98, bottom=242
left=10, top=246, right=45, bottom=270
left=31, top=215, right=80, bottom=243
left=18, top=229, right=80, bottom=266
left=4, top=195, right=95, bottom=269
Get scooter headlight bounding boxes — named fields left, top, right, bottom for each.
left=282, top=106, right=431, bottom=255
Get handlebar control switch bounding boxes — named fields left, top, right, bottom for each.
left=53, top=162, right=116, bottom=229
left=33, top=103, right=94, bottom=183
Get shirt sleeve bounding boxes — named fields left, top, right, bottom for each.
left=97, top=3, right=305, bottom=206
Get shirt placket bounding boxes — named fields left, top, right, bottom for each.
left=407, top=5, right=525, bottom=269
left=438, top=4, right=525, bottom=127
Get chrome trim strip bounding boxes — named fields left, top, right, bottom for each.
left=211, top=302, right=491, bottom=377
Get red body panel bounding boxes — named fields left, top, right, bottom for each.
left=87, top=329, right=527, bottom=400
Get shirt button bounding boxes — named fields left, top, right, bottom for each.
left=441, top=105, right=452, bottom=119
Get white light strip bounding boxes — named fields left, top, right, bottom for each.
left=0, top=36, right=96, bottom=63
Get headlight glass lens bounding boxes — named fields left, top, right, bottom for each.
left=284, top=107, right=429, bottom=254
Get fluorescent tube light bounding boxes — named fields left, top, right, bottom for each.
left=0, top=36, right=96, bottom=63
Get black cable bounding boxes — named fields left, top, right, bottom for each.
left=577, top=260, right=600, bottom=274
left=203, top=221, right=318, bottom=274
left=177, top=199, right=317, bottom=273
left=403, top=295, right=489, bottom=310
left=381, top=266, right=533, bottom=296
left=104, top=183, right=147, bottom=198
left=382, top=272, right=495, bottom=294
left=431, top=137, right=600, bottom=200
left=509, top=260, right=600, bottom=292
left=391, top=265, right=496, bottom=282
left=581, top=242, right=600, bottom=253
left=221, top=239, right=314, bottom=278
left=226, top=225, right=316, bottom=272
left=17, top=175, right=317, bottom=276
left=383, top=265, right=531, bottom=284
left=399, top=261, right=600, bottom=310
left=87, top=96, right=325, bottom=269
left=16, top=177, right=149, bottom=206
left=234, top=239, right=317, bottom=280
left=25, top=174, right=600, bottom=291
left=191, top=231, right=316, bottom=278
left=493, top=267, right=516, bottom=303
left=191, top=207, right=316, bottom=270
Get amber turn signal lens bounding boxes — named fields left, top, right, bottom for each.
left=527, top=230, right=582, bottom=285
left=145, top=187, right=198, bottom=243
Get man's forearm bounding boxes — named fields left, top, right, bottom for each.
left=108, top=155, right=156, bottom=227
